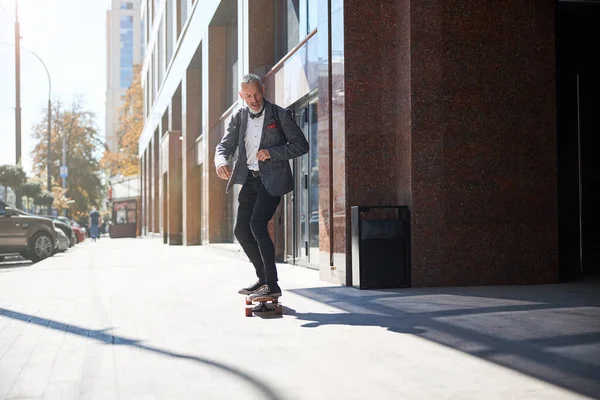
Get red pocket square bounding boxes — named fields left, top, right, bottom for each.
left=267, top=122, right=277, bottom=129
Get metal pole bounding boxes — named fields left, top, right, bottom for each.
left=14, top=1, right=21, bottom=165
left=14, top=0, right=22, bottom=209
left=576, top=74, right=584, bottom=274
left=24, top=49, right=52, bottom=213
left=47, top=100, right=51, bottom=214
left=62, top=133, right=67, bottom=217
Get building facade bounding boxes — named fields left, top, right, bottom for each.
left=138, top=0, right=600, bottom=287
left=106, top=0, right=144, bottom=153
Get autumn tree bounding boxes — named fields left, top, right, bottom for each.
left=101, top=64, right=143, bottom=177
left=30, top=97, right=104, bottom=216
left=52, top=186, right=74, bottom=211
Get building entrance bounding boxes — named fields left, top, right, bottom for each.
left=556, top=0, right=600, bottom=280
left=285, top=99, right=319, bottom=269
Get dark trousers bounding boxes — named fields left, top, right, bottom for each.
left=234, top=173, right=282, bottom=283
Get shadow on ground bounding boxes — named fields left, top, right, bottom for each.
left=0, top=308, right=285, bottom=400
left=289, top=276, right=600, bottom=399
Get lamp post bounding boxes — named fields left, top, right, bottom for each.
left=25, top=50, right=52, bottom=214
left=14, top=0, right=22, bottom=209
left=25, top=52, right=51, bottom=187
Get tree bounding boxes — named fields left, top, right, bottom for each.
left=0, top=164, right=27, bottom=210
left=30, top=97, right=104, bottom=216
left=34, top=191, right=54, bottom=208
left=22, top=181, right=42, bottom=212
left=52, top=186, right=74, bottom=212
left=101, top=64, right=143, bottom=177
left=0, top=164, right=27, bottom=192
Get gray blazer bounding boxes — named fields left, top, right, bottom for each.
left=214, top=100, right=309, bottom=197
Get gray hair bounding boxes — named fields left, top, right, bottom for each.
left=240, top=74, right=263, bottom=87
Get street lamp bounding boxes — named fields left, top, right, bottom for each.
left=25, top=50, right=51, bottom=196
left=0, top=41, right=52, bottom=213
left=25, top=50, right=52, bottom=214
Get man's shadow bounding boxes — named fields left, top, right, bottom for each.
left=282, top=306, right=426, bottom=334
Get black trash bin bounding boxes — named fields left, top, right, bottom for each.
left=351, top=206, right=410, bottom=289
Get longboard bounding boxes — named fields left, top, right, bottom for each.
left=245, top=296, right=282, bottom=317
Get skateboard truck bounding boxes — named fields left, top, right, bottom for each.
left=245, top=296, right=282, bottom=317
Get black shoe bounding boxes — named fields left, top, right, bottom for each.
left=238, top=280, right=264, bottom=295
left=247, top=283, right=282, bottom=300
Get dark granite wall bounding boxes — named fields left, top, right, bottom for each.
left=342, top=0, right=559, bottom=287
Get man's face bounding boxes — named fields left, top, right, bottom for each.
left=239, top=82, right=264, bottom=113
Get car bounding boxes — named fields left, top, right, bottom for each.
left=0, top=200, right=59, bottom=263
left=39, top=216, right=75, bottom=247
left=70, top=222, right=85, bottom=243
left=54, top=227, right=69, bottom=252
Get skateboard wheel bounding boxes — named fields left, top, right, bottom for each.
left=245, top=308, right=252, bottom=317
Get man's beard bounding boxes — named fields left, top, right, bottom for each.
left=249, top=102, right=264, bottom=113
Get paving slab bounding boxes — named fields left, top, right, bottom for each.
left=0, top=237, right=598, bottom=400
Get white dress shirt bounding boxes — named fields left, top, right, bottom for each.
left=245, top=110, right=265, bottom=171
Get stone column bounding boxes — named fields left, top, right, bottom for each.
left=165, top=130, right=183, bottom=245
left=341, top=0, right=558, bottom=286
left=153, top=129, right=160, bottom=233
left=141, top=152, right=146, bottom=235
left=247, top=0, right=274, bottom=76
left=182, top=66, right=202, bottom=245
left=146, top=144, right=153, bottom=234
left=166, top=87, right=183, bottom=245
left=204, top=26, right=229, bottom=243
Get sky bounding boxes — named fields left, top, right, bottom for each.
left=0, top=0, right=110, bottom=176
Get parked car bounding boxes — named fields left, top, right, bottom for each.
left=0, top=200, right=59, bottom=263
left=40, top=216, right=75, bottom=247
left=70, top=221, right=85, bottom=243
left=54, top=227, right=69, bottom=252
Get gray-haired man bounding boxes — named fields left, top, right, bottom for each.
left=215, top=74, right=309, bottom=299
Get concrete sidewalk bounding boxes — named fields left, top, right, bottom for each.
left=0, top=238, right=598, bottom=400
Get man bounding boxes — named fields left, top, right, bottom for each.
left=215, top=74, right=309, bottom=300
left=89, top=206, right=100, bottom=242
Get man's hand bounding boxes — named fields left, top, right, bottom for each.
left=257, top=149, right=271, bottom=162
left=216, top=164, right=232, bottom=180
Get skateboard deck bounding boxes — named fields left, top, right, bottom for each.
left=245, top=296, right=282, bottom=317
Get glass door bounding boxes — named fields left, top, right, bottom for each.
left=307, top=102, right=319, bottom=265
left=295, top=108, right=310, bottom=266
left=287, top=99, right=319, bottom=268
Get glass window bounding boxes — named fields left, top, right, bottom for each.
left=299, top=0, right=318, bottom=37
left=274, top=0, right=300, bottom=61
left=120, top=1, right=133, bottom=10
left=127, top=209, right=137, bottom=223
left=141, top=18, right=146, bottom=58
left=307, top=0, right=318, bottom=33
left=116, top=208, right=127, bottom=224
left=119, top=16, right=134, bottom=88
left=180, top=0, right=188, bottom=34
left=152, top=49, right=157, bottom=101
left=120, top=69, right=133, bottom=88
left=166, top=0, right=173, bottom=65
left=157, top=20, right=163, bottom=84
left=287, top=0, right=300, bottom=51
